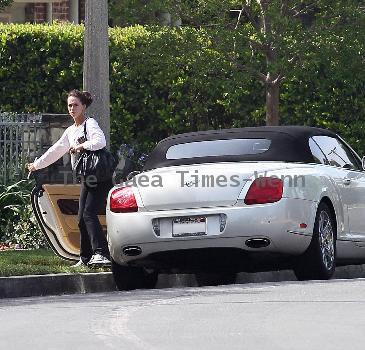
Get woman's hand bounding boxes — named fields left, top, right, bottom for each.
left=26, top=163, right=36, bottom=172
left=69, top=144, right=84, bottom=154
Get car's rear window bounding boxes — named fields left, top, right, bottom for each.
left=166, top=138, right=271, bottom=160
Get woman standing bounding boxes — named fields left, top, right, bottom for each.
left=27, top=90, right=112, bottom=267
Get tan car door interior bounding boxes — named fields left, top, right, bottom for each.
left=41, top=184, right=107, bottom=256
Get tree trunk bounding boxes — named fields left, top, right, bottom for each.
left=266, top=82, right=280, bottom=126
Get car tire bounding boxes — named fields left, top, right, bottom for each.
left=195, top=272, right=237, bottom=287
left=111, top=259, right=158, bottom=291
left=294, top=202, right=336, bottom=281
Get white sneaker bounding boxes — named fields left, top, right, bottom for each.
left=88, top=253, right=111, bottom=266
left=71, top=259, right=88, bottom=268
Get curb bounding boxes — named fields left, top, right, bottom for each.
left=0, top=272, right=117, bottom=299
left=1, top=264, right=365, bottom=299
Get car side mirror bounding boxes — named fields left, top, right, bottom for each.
left=362, top=156, right=365, bottom=171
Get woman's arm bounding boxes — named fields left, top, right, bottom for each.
left=32, top=129, right=71, bottom=170
left=82, top=118, right=106, bottom=151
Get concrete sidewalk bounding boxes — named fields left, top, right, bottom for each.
left=1, top=264, right=365, bottom=299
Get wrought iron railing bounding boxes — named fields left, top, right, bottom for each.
left=0, top=113, right=45, bottom=185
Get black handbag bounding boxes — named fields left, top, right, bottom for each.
left=74, top=120, right=117, bottom=182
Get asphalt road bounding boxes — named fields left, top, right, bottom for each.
left=1, top=279, right=365, bottom=350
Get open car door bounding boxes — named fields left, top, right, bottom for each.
left=31, top=169, right=107, bottom=261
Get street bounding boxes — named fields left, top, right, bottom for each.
left=1, top=278, right=365, bottom=350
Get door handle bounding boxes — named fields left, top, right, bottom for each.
left=343, top=178, right=351, bottom=185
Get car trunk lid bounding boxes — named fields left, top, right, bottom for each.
left=134, top=162, right=290, bottom=211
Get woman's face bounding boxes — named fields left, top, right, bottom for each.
left=67, top=96, right=86, bottom=120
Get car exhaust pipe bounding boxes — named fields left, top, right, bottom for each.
left=122, top=246, right=142, bottom=256
left=245, top=238, right=271, bottom=249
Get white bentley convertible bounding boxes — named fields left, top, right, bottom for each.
left=32, top=126, right=365, bottom=290
left=106, top=126, right=365, bottom=289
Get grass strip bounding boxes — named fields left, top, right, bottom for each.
left=0, top=249, right=109, bottom=277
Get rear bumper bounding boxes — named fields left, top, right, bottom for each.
left=107, top=197, right=316, bottom=267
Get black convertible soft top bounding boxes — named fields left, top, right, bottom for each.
left=143, top=126, right=338, bottom=170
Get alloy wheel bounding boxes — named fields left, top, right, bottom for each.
left=318, top=210, right=335, bottom=271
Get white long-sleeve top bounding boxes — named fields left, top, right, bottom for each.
left=33, top=117, right=106, bottom=170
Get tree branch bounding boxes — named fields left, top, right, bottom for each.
left=280, top=0, right=291, bottom=16
left=249, top=39, right=266, bottom=52
left=290, top=1, right=318, bottom=18
left=233, top=60, right=267, bottom=83
left=272, top=73, right=286, bottom=85
left=257, top=0, right=269, bottom=35
left=242, top=1, right=260, bottom=30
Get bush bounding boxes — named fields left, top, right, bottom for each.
left=109, top=26, right=262, bottom=153
left=0, top=180, right=29, bottom=230
left=2, top=203, right=47, bottom=249
left=0, top=181, right=47, bottom=249
left=0, top=23, right=262, bottom=156
left=0, top=23, right=364, bottom=155
left=0, top=23, right=83, bottom=113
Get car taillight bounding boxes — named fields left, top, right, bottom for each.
left=110, top=187, right=138, bottom=213
left=244, top=177, right=283, bottom=205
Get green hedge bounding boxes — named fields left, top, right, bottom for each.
left=109, top=26, right=263, bottom=153
left=0, top=180, right=47, bottom=249
left=0, top=24, right=83, bottom=113
left=0, top=23, right=364, bottom=155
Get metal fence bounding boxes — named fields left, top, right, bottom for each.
left=0, top=113, right=45, bottom=185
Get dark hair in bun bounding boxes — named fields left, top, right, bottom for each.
left=68, top=89, right=93, bottom=108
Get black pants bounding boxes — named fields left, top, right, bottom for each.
left=78, top=178, right=113, bottom=263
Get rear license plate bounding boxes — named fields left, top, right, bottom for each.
left=172, top=216, right=207, bottom=237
